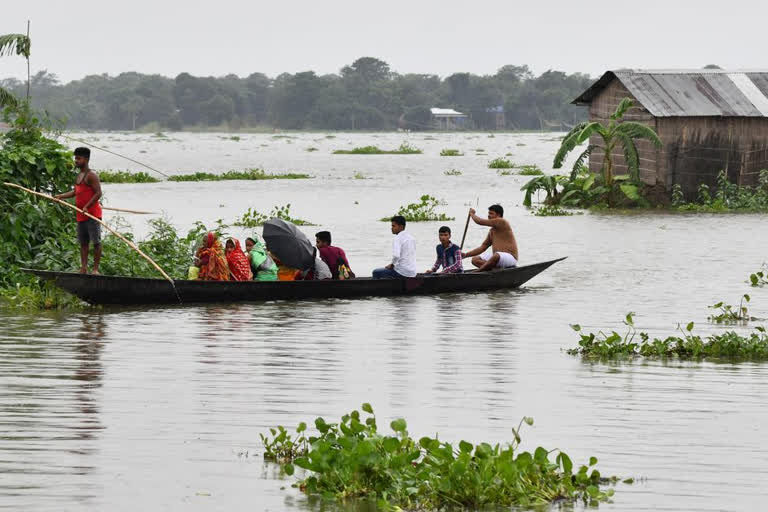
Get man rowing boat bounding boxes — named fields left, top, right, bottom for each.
left=461, top=204, right=519, bottom=271
left=54, top=147, right=103, bottom=274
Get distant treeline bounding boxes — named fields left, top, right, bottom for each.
left=0, top=57, right=593, bottom=131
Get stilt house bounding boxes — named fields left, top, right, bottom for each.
left=573, top=69, right=768, bottom=196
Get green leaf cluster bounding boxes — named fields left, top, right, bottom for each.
left=167, top=168, right=310, bottom=182
left=439, top=148, right=463, bottom=156
left=261, top=404, right=616, bottom=509
left=333, top=142, right=422, bottom=155
left=382, top=195, right=454, bottom=222
left=233, top=204, right=315, bottom=227
left=98, top=170, right=160, bottom=183
left=675, top=170, right=768, bottom=212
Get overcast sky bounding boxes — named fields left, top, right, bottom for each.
left=1, top=0, right=765, bottom=84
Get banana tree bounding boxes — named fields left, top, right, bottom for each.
left=0, top=33, right=31, bottom=109
left=553, top=98, right=662, bottom=189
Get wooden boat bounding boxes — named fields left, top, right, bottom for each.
left=23, top=257, right=565, bottom=306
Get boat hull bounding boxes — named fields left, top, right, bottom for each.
left=23, top=257, right=565, bottom=306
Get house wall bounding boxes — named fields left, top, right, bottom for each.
left=587, top=78, right=768, bottom=197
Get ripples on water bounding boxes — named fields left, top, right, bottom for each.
left=1, top=132, right=767, bottom=511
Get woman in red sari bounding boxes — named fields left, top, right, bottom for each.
left=225, top=238, right=253, bottom=281
left=195, top=232, right=230, bottom=281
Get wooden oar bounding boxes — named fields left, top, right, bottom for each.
left=102, top=206, right=158, bottom=215
left=459, top=208, right=472, bottom=250
left=3, top=182, right=178, bottom=295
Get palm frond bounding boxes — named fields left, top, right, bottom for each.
left=614, top=122, right=663, bottom=148
left=611, top=98, right=634, bottom=121
left=570, top=144, right=596, bottom=180
left=615, top=133, right=640, bottom=182
left=0, top=34, right=31, bottom=58
left=553, top=121, right=602, bottom=168
left=0, top=86, right=19, bottom=109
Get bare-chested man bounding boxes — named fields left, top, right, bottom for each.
left=461, top=204, right=518, bottom=271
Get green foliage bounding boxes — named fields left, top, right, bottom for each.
left=496, top=168, right=514, bottom=176
left=0, top=281, right=86, bottom=310
left=518, top=164, right=544, bottom=175
left=382, top=195, right=454, bottom=222
left=568, top=313, right=768, bottom=361
left=233, top=204, right=314, bottom=227
left=532, top=205, right=575, bottom=216
left=261, top=404, right=616, bottom=509
left=98, top=170, right=160, bottom=183
left=440, top=148, right=463, bottom=156
left=443, top=169, right=462, bottom=176
left=333, top=142, right=422, bottom=155
left=675, top=170, right=768, bottom=212
left=750, top=265, right=768, bottom=287
left=708, top=294, right=754, bottom=324
left=305, top=147, right=319, bottom=152
left=352, top=171, right=368, bottom=180
left=488, top=157, right=514, bottom=169
left=167, top=168, right=311, bottom=181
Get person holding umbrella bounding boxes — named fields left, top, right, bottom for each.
left=262, top=218, right=331, bottom=280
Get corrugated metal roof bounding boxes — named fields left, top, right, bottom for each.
left=573, top=69, right=768, bottom=117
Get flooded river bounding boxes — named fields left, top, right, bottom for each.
left=2, top=131, right=767, bottom=511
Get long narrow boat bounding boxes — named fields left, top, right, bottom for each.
left=23, top=257, right=565, bottom=306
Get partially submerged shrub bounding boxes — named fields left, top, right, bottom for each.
left=440, top=148, right=463, bottom=156
left=98, top=170, right=160, bottom=183
left=488, top=157, right=514, bottom=169
left=333, top=142, right=422, bottom=155
left=261, top=404, right=617, bottom=510
left=568, top=312, right=768, bottom=360
left=382, top=195, right=454, bottom=222
left=234, top=204, right=314, bottom=227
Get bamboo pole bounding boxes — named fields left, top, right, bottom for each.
left=58, top=134, right=170, bottom=179
left=102, top=206, right=158, bottom=215
left=3, top=182, right=175, bottom=286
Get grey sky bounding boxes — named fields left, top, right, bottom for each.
left=1, top=0, right=765, bottom=83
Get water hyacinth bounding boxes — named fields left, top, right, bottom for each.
left=261, top=404, right=617, bottom=509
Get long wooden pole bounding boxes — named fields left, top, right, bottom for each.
left=3, top=182, right=175, bottom=286
left=459, top=209, right=471, bottom=250
left=102, top=206, right=158, bottom=215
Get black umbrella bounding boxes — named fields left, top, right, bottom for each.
left=262, top=218, right=315, bottom=270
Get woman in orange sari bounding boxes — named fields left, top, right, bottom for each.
left=225, top=238, right=253, bottom=281
left=195, top=232, right=230, bottom=281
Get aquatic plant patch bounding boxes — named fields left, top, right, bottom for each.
left=168, top=168, right=311, bottom=181
left=440, top=148, right=463, bottom=156
left=533, top=205, right=576, bottom=216
left=0, top=281, right=87, bottom=310
left=708, top=294, right=755, bottom=324
left=261, top=404, right=617, bottom=510
left=518, top=164, right=544, bottom=175
left=673, top=171, right=768, bottom=212
left=750, top=266, right=768, bottom=287
left=488, top=157, right=514, bottom=169
left=333, top=143, right=422, bottom=155
left=233, top=204, right=314, bottom=227
left=382, top=195, right=454, bottom=222
left=98, top=170, right=161, bottom=183
left=568, top=313, right=768, bottom=361
left=443, top=169, right=462, bottom=176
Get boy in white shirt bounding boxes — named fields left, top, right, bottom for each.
left=372, top=215, right=417, bottom=279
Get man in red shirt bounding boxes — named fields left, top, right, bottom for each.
left=54, top=147, right=103, bottom=274
left=315, top=231, right=353, bottom=279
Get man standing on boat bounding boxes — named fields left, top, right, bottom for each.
left=461, top=205, right=518, bottom=271
left=54, top=147, right=103, bottom=274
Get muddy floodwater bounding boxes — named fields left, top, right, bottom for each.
left=2, top=131, right=767, bottom=511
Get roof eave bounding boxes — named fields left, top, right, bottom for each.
left=571, top=71, right=617, bottom=106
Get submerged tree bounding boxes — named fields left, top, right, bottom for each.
left=0, top=33, right=31, bottom=109
left=553, top=97, right=662, bottom=188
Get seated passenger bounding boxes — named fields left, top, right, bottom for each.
left=372, top=215, right=416, bottom=279
left=425, top=226, right=463, bottom=274
left=315, top=230, right=354, bottom=279
left=271, top=253, right=301, bottom=281
left=461, top=205, right=519, bottom=271
left=194, top=232, right=230, bottom=281
left=296, top=249, right=332, bottom=280
left=244, top=237, right=278, bottom=281
left=225, top=238, right=253, bottom=281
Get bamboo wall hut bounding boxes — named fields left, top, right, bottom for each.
left=573, top=70, right=768, bottom=196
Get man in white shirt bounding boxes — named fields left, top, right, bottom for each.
left=372, top=215, right=417, bottom=279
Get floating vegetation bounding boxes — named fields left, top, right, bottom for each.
left=440, top=148, right=463, bottom=156
left=151, top=132, right=168, bottom=139
left=333, top=142, right=422, bottom=155
left=474, top=148, right=486, bottom=152
left=233, top=204, right=314, bottom=227
left=487, top=133, right=496, bottom=138
left=325, top=135, right=336, bottom=139
left=0, top=281, right=87, bottom=310
left=352, top=171, right=369, bottom=180
left=516, top=143, right=527, bottom=147
left=382, top=195, right=454, bottom=222
left=168, top=168, right=311, bottom=181
left=305, top=147, right=319, bottom=152
left=496, top=168, right=514, bottom=176
left=444, top=169, right=462, bottom=176
left=518, top=164, right=544, bottom=175
left=488, top=157, right=514, bottom=169
left=271, top=134, right=296, bottom=139
left=230, top=136, right=241, bottom=142
left=261, top=404, right=617, bottom=510
left=673, top=170, right=768, bottom=212
left=750, top=265, right=768, bottom=287
left=98, top=170, right=160, bottom=184
left=568, top=312, right=768, bottom=361
left=533, top=205, right=576, bottom=216
left=708, top=294, right=755, bottom=324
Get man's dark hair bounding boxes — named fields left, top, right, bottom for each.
left=245, top=237, right=256, bottom=245
left=439, top=226, right=451, bottom=234
left=488, top=204, right=504, bottom=217
left=391, top=215, right=406, bottom=227
left=315, top=231, right=332, bottom=244
left=74, top=147, right=91, bottom=159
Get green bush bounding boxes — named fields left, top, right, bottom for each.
left=488, top=157, right=514, bottom=169
left=334, top=142, right=422, bottom=155
left=233, top=204, right=314, bottom=227
left=440, top=148, right=463, bottom=156
left=261, top=405, right=617, bottom=509
left=98, top=170, right=160, bottom=183
left=168, top=168, right=310, bottom=181
left=382, top=195, right=454, bottom=222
